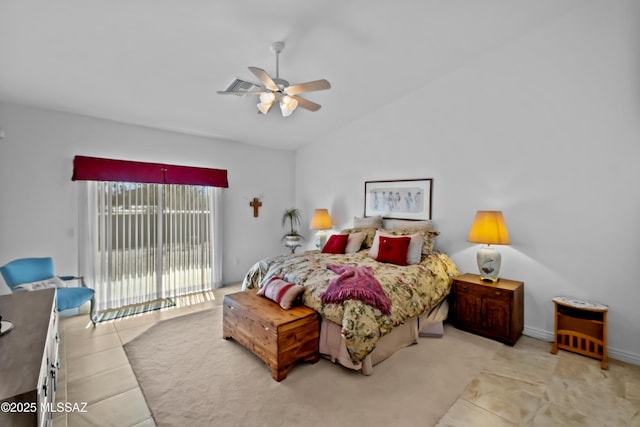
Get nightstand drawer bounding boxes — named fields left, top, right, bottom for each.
left=454, top=281, right=512, bottom=302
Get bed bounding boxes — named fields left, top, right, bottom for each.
left=241, top=219, right=459, bottom=374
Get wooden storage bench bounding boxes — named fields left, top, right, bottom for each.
left=222, top=289, right=320, bottom=381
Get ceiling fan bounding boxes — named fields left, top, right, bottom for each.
left=217, top=41, right=331, bottom=117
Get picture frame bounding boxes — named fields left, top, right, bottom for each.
left=364, top=178, right=433, bottom=220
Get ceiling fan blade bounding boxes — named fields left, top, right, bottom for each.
left=284, top=79, right=331, bottom=96
left=291, top=95, right=321, bottom=112
left=248, top=67, right=279, bottom=92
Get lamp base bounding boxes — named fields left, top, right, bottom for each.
left=476, top=245, right=501, bottom=282
left=314, top=230, right=328, bottom=250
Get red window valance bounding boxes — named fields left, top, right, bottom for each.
left=72, top=156, right=229, bottom=188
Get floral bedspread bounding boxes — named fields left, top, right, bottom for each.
left=242, top=250, right=459, bottom=364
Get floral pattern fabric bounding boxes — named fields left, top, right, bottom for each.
left=242, top=250, right=459, bottom=365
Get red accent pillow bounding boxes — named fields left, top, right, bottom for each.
left=322, top=234, right=349, bottom=254
left=376, top=236, right=411, bottom=266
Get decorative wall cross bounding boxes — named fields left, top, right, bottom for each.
left=250, top=197, right=262, bottom=217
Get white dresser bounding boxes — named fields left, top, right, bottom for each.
left=0, top=289, right=59, bottom=427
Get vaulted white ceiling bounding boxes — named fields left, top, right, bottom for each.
left=0, top=0, right=583, bottom=150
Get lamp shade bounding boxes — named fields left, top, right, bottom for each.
left=310, top=209, right=332, bottom=230
left=467, top=211, right=510, bottom=245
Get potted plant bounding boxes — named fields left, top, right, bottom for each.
left=281, top=208, right=304, bottom=246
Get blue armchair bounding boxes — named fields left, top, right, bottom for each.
left=0, top=257, right=95, bottom=325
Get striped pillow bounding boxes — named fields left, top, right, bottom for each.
left=257, top=277, right=305, bottom=309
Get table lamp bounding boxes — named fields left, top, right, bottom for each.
left=467, top=210, right=510, bottom=282
left=310, top=209, right=332, bottom=249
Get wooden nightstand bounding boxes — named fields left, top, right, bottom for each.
left=451, top=273, right=524, bottom=345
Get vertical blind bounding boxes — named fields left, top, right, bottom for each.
left=75, top=156, right=227, bottom=311
left=83, top=182, right=221, bottom=310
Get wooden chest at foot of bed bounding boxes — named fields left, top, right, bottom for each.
left=222, top=290, right=320, bottom=381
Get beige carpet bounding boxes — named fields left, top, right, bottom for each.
left=124, top=306, right=501, bottom=427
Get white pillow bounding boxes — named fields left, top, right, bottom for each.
left=404, top=233, right=425, bottom=265
left=14, top=276, right=66, bottom=292
left=368, top=230, right=424, bottom=265
left=344, top=232, right=366, bottom=254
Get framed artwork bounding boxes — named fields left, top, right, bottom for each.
left=364, top=178, right=433, bottom=220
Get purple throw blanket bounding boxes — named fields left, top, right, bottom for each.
left=321, top=264, right=392, bottom=315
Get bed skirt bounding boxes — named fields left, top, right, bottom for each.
left=319, top=299, right=449, bottom=375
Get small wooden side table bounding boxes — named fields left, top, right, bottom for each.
left=550, top=296, right=608, bottom=369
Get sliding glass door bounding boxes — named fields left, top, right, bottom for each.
left=79, top=181, right=222, bottom=310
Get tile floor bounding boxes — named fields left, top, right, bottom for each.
left=437, top=336, right=640, bottom=426
left=54, top=284, right=640, bottom=427
left=53, top=283, right=243, bottom=427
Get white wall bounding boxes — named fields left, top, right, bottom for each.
left=0, top=103, right=295, bottom=286
left=295, top=0, right=640, bottom=363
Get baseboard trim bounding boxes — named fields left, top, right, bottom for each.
left=607, top=348, right=640, bottom=366
left=523, top=326, right=554, bottom=342
left=523, top=326, right=640, bottom=366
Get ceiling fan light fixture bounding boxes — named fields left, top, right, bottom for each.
left=260, top=92, right=275, bottom=104
left=280, top=95, right=298, bottom=117
left=256, top=102, right=271, bottom=114
left=256, top=92, right=276, bottom=114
